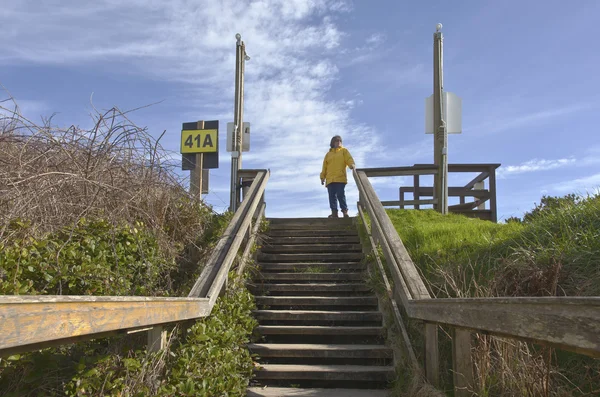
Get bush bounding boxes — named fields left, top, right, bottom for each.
left=0, top=233, right=258, bottom=397
left=161, top=273, right=257, bottom=396
left=0, top=218, right=172, bottom=296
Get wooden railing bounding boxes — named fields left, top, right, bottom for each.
left=0, top=169, right=269, bottom=357
left=353, top=168, right=600, bottom=396
left=363, top=163, right=500, bottom=222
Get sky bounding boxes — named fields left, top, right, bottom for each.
left=1, top=0, right=599, bottom=221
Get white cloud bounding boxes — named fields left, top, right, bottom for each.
left=467, top=103, right=594, bottom=135
left=365, top=33, right=385, bottom=46
left=0, top=0, right=385, bottom=217
left=549, top=173, right=600, bottom=194
left=366, top=137, right=432, bottom=166
left=497, top=158, right=576, bottom=178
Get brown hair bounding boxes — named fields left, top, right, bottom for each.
left=330, top=135, right=342, bottom=148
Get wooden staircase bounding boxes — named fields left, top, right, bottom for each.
left=247, top=217, right=394, bottom=397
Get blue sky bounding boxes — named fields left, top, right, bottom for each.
left=2, top=0, right=599, bottom=220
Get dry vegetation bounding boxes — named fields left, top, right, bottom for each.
left=0, top=91, right=261, bottom=396
left=0, top=89, right=210, bottom=257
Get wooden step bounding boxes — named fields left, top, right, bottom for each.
left=253, top=364, right=395, bottom=382
left=267, top=217, right=353, bottom=226
left=255, top=325, right=385, bottom=337
left=253, top=310, right=382, bottom=322
left=260, top=244, right=363, bottom=254
left=264, top=236, right=361, bottom=245
left=247, top=387, right=389, bottom=397
left=258, top=262, right=364, bottom=272
left=247, top=343, right=393, bottom=359
left=258, top=252, right=363, bottom=263
left=267, top=230, right=358, bottom=238
left=250, top=283, right=371, bottom=293
left=255, top=296, right=378, bottom=308
left=257, top=273, right=364, bottom=282
left=267, top=223, right=355, bottom=231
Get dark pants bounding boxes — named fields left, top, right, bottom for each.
left=327, top=182, right=347, bottom=212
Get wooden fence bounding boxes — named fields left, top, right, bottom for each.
left=353, top=168, right=600, bottom=396
left=362, top=163, right=500, bottom=222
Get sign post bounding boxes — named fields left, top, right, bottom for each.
left=425, top=23, right=461, bottom=214
left=230, top=33, right=250, bottom=213
left=181, top=120, right=219, bottom=199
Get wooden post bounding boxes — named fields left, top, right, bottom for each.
left=147, top=326, right=167, bottom=352
left=433, top=26, right=448, bottom=214
left=452, top=327, right=474, bottom=397
left=425, top=323, right=440, bottom=387
left=190, top=121, right=205, bottom=200
left=399, top=188, right=404, bottom=209
left=241, top=177, right=253, bottom=203
left=414, top=174, right=420, bottom=209
left=488, top=166, right=497, bottom=222
left=474, top=181, right=485, bottom=210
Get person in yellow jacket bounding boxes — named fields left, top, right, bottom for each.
left=320, top=135, right=355, bottom=218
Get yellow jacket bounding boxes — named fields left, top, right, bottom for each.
left=320, top=146, right=355, bottom=185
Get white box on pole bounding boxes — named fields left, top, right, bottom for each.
left=227, top=122, right=250, bottom=152
left=425, top=92, right=462, bottom=134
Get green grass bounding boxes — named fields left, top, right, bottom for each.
left=387, top=197, right=600, bottom=298
left=382, top=194, right=600, bottom=395
left=386, top=209, right=522, bottom=298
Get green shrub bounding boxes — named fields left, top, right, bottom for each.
left=0, top=214, right=259, bottom=397
left=161, top=272, right=257, bottom=397
left=0, top=218, right=172, bottom=296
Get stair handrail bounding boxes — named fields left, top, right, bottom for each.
left=0, top=169, right=269, bottom=357
left=353, top=168, right=600, bottom=395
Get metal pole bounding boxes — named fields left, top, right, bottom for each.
left=433, top=24, right=448, bottom=214
left=230, top=34, right=245, bottom=212
left=237, top=40, right=247, bottom=208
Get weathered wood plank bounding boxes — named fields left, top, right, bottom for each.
left=413, top=175, right=420, bottom=210
left=354, top=172, right=412, bottom=307
left=408, top=297, right=600, bottom=357
left=425, top=323, right=440, bottom=387
left=449, top=200, right=486, bottom=211
left=238, top=169, right=263, bottom=178
left=267, top=217, right=352, bottom=226
left=360, top=166, right=438, bottom=177
left=188, top=170, right=268, bottom=298
left=147, top=326, right=167, bottom=352
left=206, top=171, right=269, bottom=306
left=400, top=187, right=490, bottom=199
left=0, top=296, right=210, bottom=355
left=400, top=199, right=437, bottom=206
left=412, top=163, right=501, bottom=173
left=355, top=170, right=440, bottom=385
left=464, top=172, right=489, bottom=189
left=237, top=202, right=266, bottom=276
left=452, top=328, right=474, bottom=397
left=449, top=163, right=501, bottom=172
left=357, top=204, right=419, bottom=369
left=488, top=166, right=498, bottom=222
left=356, top=171, right=431, bottom=300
